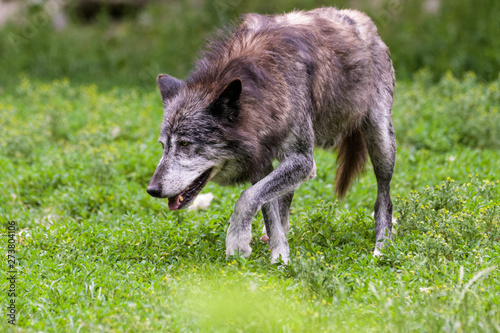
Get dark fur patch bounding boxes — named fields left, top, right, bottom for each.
left=339, top=14, right=356, bottom=26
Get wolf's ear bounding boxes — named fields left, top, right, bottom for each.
left=157, top=74, right=184, bottom=102
left=210, top=79, right=242, bottom=121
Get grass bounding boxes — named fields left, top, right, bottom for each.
left=1, top=73, right=499, bottom=332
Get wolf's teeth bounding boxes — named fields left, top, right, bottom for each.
left=179, top=195, right=184, bottom=202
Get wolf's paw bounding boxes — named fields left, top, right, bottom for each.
left=271, top=252, right=290, bottom=265
left=225, top=240, right=252, bottom=258
left=261, top=225, right=269, bottom=242
left=373, top=241, right=386, bottom=257
left=225, top=227, right=252, bottom=258
left=270, top=242, right=290, bottom=264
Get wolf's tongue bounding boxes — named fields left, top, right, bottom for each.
left=168, top=195, right=181, bottom=211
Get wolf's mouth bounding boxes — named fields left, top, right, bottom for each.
left=167, top=168, right=214, bottom=211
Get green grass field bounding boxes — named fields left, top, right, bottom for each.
left=1, top=72, right=499, bottom=332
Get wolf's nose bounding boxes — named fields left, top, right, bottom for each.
left=147, top=184, right=163, bottom=198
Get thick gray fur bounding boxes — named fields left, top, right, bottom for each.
left=147, top=7, right=396, bottom=263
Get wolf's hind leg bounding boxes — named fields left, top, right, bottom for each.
left=363, top=116, right=396, bottom=256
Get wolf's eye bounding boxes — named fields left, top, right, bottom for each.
left=179, top=141, right=191, bottom=147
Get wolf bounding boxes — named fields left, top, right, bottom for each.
left=147, top=7, right=396, bottom=263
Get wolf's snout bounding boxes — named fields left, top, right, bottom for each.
left=147, top=183, right=163, bottom=198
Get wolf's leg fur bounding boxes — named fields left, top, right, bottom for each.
left=278, top=191, right=294, bottom=234
left=253, top=166, right=290, bottom=262
left=260, top=190, right=294, bottom=262
left=364, top=115, right=396, bottom=256
left=261, top=199, right=289, bottom=263
left=262, top=190, right=294, bottom=235
left=226, top=125, right=315, bottom=261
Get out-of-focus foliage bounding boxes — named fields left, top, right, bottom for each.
left=395, top=70, right=500, bottom=151
left=379, top=0, right=500, bottom=81
left=0, top=0, right=499, bottom=91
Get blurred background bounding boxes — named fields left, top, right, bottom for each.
left=1, top=0, right=499, bottom=92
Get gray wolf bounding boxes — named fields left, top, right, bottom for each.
left=147, top=7, right=396, bottom=263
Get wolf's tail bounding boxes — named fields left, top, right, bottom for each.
left=335, top=129, right=367, bottom=199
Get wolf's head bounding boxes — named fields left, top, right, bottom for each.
left=147, top=74, right=246, bottom=210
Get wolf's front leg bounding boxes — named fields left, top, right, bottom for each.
left=225, top=151, right=316, bottom=260
left=261, top=191, right=295, bottom=263
left=262, top=199, right=289, bottom=263
left=225, top=190, right=259, bottom=258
